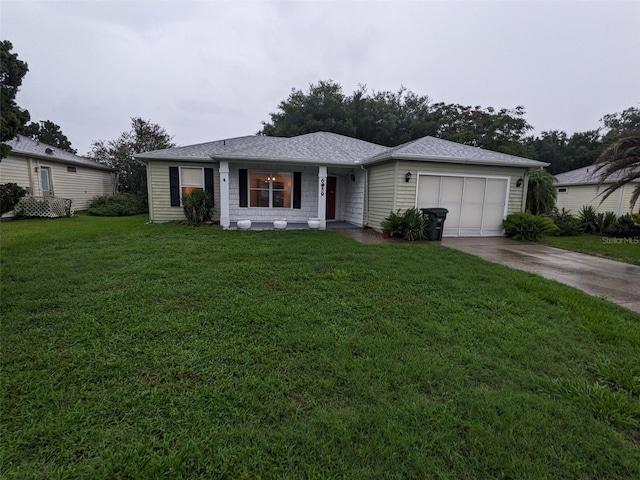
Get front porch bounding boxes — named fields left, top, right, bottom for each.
left=219, top=161, right=364, bottom=230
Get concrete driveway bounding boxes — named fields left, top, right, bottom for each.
left=441, top=237, right=640, bottom=314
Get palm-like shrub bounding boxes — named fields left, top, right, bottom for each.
left=381, top=208, right=427, bottom=241
left=577, top=205, right=598, bottom=234
left=182, top=190, right=213, bottom=226
left=526, top=170, right=557, bottom=215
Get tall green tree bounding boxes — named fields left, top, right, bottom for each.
left=0, top=40, right=30, bottom=159
left=90, top=117, right=175, bottom=194
left=594, top=128, right=640, bottom=211
left=260, top=80, right=355, bottom=138
left=600, top=107, right=640, bottom=139
left=432, top=103, right=534, bottom=157
left=526, top=169, right=557, bottom=215
left=21, top=120, right=76, bottom=153
left=527, top=130, right=569, bottom=174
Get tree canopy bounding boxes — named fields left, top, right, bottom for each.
left=90, top=117, right=175, bottom=195
left=21, top=120, right=77, bottom=153
left=1, top=40, right=30, bottom=159
left=259, top=80, right=534, bottom=156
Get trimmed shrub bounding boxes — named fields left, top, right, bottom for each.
left=503, top=212, right=557, bottom=241
left=182, top=190, right=213, bottom=226
left=549, top=208, right=581, bottom=236
left=88, top=193, right=147, bottom=216
left=0, top=183, right=27, bottom=215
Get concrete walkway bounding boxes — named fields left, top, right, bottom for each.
left=441, top=237, right=640, bottom=313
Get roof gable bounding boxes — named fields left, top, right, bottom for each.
left=364, top=136, right=547, bottom=167
left=4, top=135, right=113, bottom=171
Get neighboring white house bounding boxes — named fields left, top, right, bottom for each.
left=1, top=135, right=115, bottom=217
left=136, top=132, right=548, bottom=237
left=554, top=165, right=640, bottom=216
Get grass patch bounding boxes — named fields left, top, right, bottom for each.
left=541, top=234, right=640, bottom=265
left=2, top=216, right=639, bottom=478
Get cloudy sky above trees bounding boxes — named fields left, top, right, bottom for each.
left=2, top=0, right=639, bottom=155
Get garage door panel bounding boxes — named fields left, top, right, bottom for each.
left=460, top=202, right=483, bottom=230
left=463, top=177, right=485, bottom=201
left=440, top=177, right=463, bottom=202
left=485, top=178, right=508, bottom=204
left=417, top=176, right=440, bottom=207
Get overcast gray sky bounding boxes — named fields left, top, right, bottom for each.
left=2, top=0, right=639, bottom=155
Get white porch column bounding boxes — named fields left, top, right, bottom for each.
left=219, top=161, right=230, bottom=228
left=318, top=166, right=327, bottom=229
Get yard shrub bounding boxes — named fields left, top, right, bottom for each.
left=597, top=211, right=618, bottom=235
left=503, top=212, right=557, bottom=241
left=606, top=213, right=639, bottom=238
left=88, top=193, right=148, bottom=216
left=381, top=208, right=427, bottom=240
left=549, top=208, right=581, bottom=236
left=0, top=183, right=27, bottom=215
left=380, top=209, right=404, bottom=237
left=578, top=205, right=599, bottom=234
left=182, top=190, right=213, bottom=226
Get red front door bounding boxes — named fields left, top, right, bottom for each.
left=326, top=176, right=336, bottom=220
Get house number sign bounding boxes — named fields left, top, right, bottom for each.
left=320, top=178, right=325, bottom=196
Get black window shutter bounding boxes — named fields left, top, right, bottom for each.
left=169, top=167, right=180, bottom=207
left=204, top=168, right=214, bottom=206
left=293, top=171, right=302, bottom=209
left=239, top=169, right=248, bottom=207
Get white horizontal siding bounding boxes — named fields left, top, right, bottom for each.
left=366, top=161, right=397, bottom=230
left=41, top=161, right=113, bottom=210
left=147, top=160, right=220, bottom=223
left=556, top=183, right=640, bottom=216
left=0, top=155, right=31, bottom=188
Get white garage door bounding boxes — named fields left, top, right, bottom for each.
left=417, top=174, right=509, bottom=237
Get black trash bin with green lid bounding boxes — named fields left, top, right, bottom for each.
left=421, top=208, right=449, bottom=241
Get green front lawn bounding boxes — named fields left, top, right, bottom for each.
left=541, top=234, right=640, bottom=265
left=2, top=216, right=639, bottom=479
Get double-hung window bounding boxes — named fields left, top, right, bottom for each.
left=180, top=167, right=204, bottom=197
left=249, top=171, right=291, bottom=208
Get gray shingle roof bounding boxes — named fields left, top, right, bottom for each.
left=136, top=132, right=388, bottom=165
left=363, top=135, right=548, bottom=167
left=4, top=135, right=113, bottom=171
left=209, top=132, right=389, bottom=164
left=135, top=131, right=547, bottom=168
left=554, top=165, right=640, bottom=186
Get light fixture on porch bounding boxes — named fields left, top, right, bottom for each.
left=405, top=171, right=412, bottom=182
left=516, top=178, right=524, bottom=187
left=350, top=173, right=356, bottom=182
